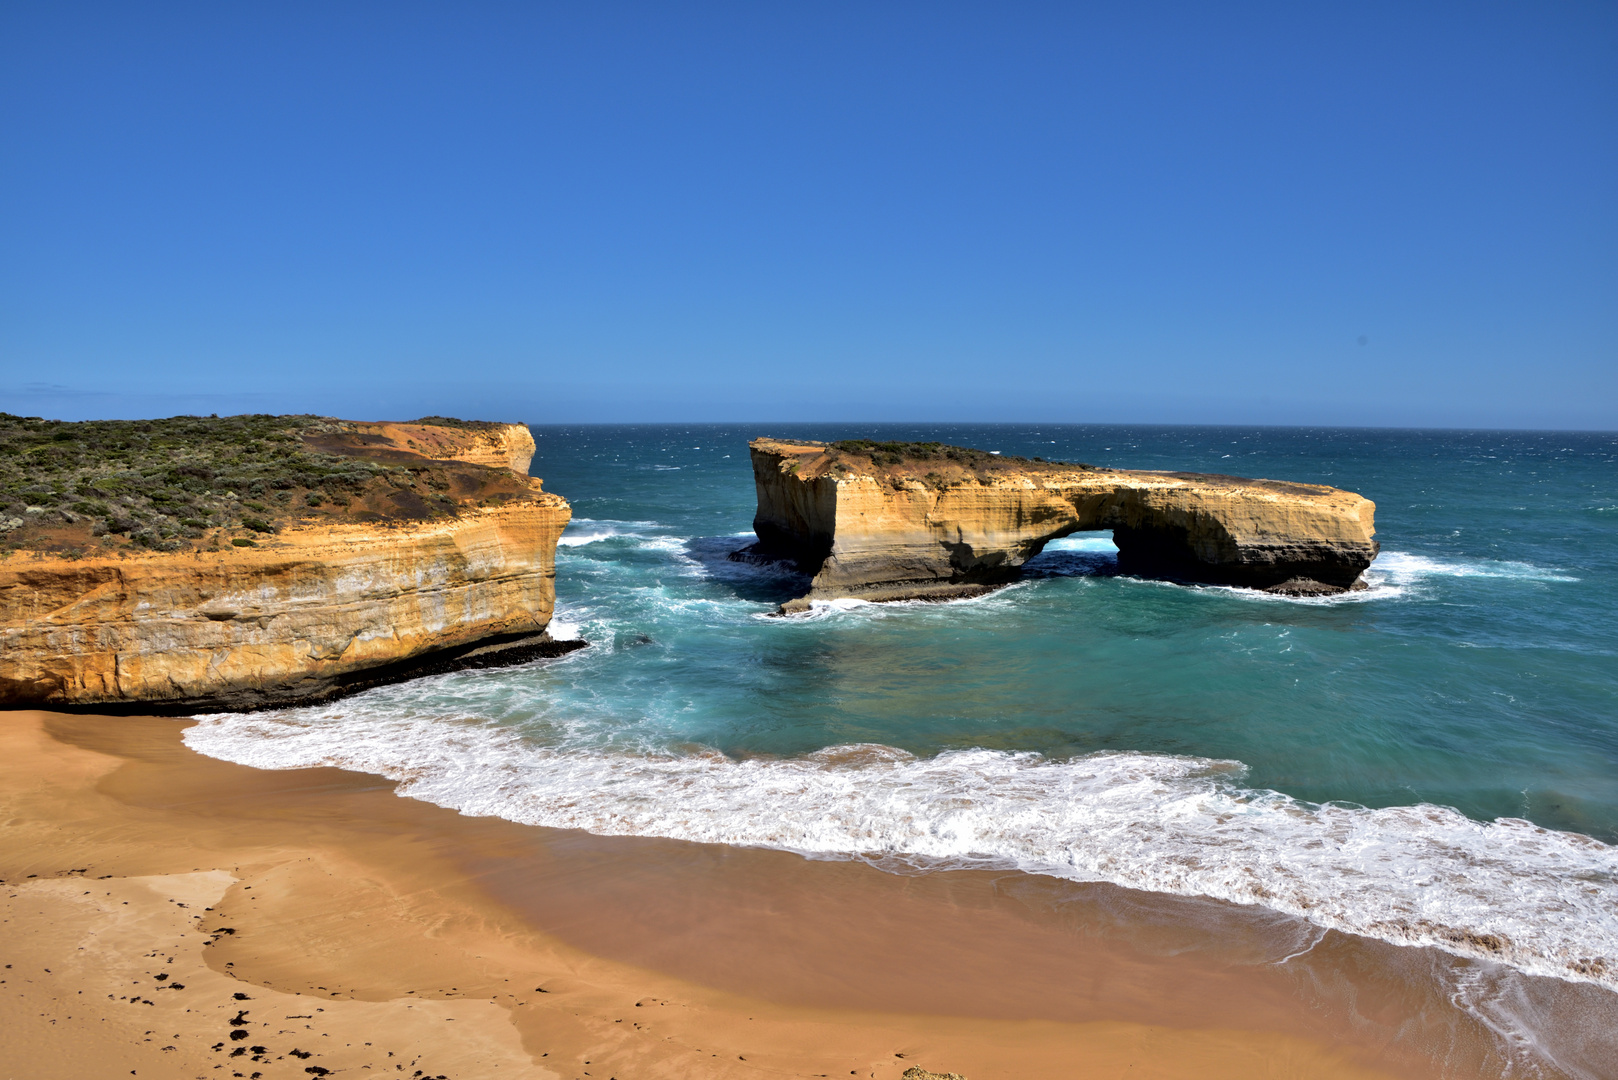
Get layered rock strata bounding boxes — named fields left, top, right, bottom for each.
left=304, top=420, right=536, bottom=476
left=743, top=438, right=1378, bottom=611
left=0, top=418, right=575, bottom=711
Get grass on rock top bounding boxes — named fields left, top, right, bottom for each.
left=0, top=413, right=528, bottom=559
left=824, top=439, right=1090, bottom=473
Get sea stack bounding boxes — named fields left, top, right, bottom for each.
left=0, top=415, right=579, bottom=712
left=742, top=437, right=1379, bottom=611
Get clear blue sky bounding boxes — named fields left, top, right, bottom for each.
left=3, top=2, right=1614, bottom=428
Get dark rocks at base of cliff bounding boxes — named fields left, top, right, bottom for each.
left=729, top=534, right=830, bottom=579
left=241, top=629, right=589, bottom=711
left=775, top=582, right=997, bottom=615
left=728, top=540, right=806, bottom=572
left=1264, top=576, right=1371, bottom=596
left=50, top=632, right=589, bottom=716
left=768, top=570, right=1369, bottom=612
left=1111, top=525, right=1378, bottom=595
left=743, top=531, right=1378, bottom=609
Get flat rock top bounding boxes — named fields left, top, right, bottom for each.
left=0, top=413, right=548, bottom=560
left=751, top=437, right=1354, bottom=501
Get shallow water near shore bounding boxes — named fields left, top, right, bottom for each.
left=185, top=423, right=1618, bottom=1076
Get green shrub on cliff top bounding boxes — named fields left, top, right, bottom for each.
left=826, top=438, right=1087, bottom=471
left=830, top=438, right=1029, bottom=467
left=0, top=412, right=397, bottom=552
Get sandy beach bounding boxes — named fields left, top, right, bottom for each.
left=0, top=708, right=1573, bottom=1079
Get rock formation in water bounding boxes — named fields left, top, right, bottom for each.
left=0, top=414, right=575, bottom=712
left=742, top=438, right=1378, bottom=611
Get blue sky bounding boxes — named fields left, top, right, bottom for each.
left=3, top=2, right=1614, bottom=428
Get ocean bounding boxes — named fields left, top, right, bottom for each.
left=184, top=423, right=1618, bottom=1073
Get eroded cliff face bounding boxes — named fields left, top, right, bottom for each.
left=0, top=495, right=571, bottom=711
left=746, top=438, right=1378, bottom=610
left=0, top=416, right=571, bottom=711
left=311, top=421, right=536, bottom=476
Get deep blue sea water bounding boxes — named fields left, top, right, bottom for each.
left=187, top=424, right=1618, bottom=1008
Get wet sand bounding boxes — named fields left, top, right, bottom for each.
left=1, top=708, right=1600, bottom=1079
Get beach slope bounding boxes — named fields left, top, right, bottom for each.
left=0, top=708, right=1416, bottom=1080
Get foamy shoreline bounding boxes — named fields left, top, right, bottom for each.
left=3, top=708, right=1465, bottom=1079
left=185, top=711, right=1618, bottom=996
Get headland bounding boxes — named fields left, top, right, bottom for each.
left=0, top=414, right=578, bottom=712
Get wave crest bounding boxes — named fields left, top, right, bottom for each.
left=182, top=714, right=1618, bottom=992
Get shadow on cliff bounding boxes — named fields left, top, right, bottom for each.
left=682, top=533, right=1118, bottom=607
left=683, top=536, right=814, bottom=606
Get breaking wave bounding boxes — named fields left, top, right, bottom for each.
left=183, top=713, right=1618, bottom=994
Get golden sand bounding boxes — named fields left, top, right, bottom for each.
left=1, top=709, right=1473, bottom=1079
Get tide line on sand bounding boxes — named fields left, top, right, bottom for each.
left=183, top=712, right=1618, bottom=995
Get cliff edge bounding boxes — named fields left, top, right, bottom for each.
left=743, top=438, right=1378, bottom=611
left=0, top=414, right=575, bottom=711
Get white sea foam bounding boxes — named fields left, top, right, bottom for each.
left=557, top=518, right=672, bottom=547
left=183, top=715, right=1618, bottom=993
left=557, top=529, right=627, bottom=547
left=780, top=588, right=1053, bottom=622
left=545, top=612, right=584, bottom=641
left=1161, top=550, right=1580, bottom=607
left=1372, top=551, right=1579, bottom=584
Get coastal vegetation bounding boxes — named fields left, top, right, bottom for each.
left=828, top=438, right=1089, bottom=470
left=0, top=412, right=532, bottom=557
left=821, top=438, right=1092, bottom=490
left=833, top=438, right=1026, bottom=467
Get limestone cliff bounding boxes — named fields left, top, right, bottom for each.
left=745, top=438, right=1378, bottom=610
left=0, top=415, right=573, bottom=711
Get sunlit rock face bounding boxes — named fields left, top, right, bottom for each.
left=0, top=496, right=572, bottom=711
left=325, top=420, right=537, bottom=476
left=744, top=438, right=1378, bottom=611
left=0, top=417, right=570, bottom=712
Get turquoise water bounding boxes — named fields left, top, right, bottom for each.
left=543, top=423, right=1618, bottom=837
left=187, top=424, right=1618, bottom=1004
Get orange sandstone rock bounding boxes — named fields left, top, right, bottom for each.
left=744, top=438, right=1378, bottom=611
left=0, top=493, right=570, bottom=711
left=0, top=417, right=571, bottom=711
left=310, top=420, right=536, bottom=476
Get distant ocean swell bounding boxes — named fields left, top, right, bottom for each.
left=183, top=711, right=1618, bottom=993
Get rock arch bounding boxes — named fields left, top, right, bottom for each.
left=741, top=438, right=1379, bottom=612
